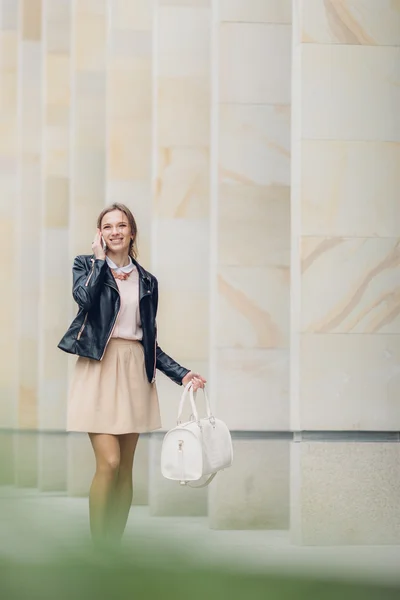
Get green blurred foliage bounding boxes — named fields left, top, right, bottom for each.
left=0, top=437, right=399, bottom=600
left=1, top=553, right=399, bottom=600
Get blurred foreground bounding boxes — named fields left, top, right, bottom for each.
left=1, top=487, right=400, bottom=600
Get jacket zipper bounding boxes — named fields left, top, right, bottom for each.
left=143, top=279, right=156, bottom=383
left=151, top=335, right=157, bottom=383
left=85, top=259, right=95, bottom=287
left=77, top=313, right=88, bottom=340
left=79, top=260, right=95, bottom=340
left=100, top=298, right=120, bottom=361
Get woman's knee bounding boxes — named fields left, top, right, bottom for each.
left=89, top=433, right=121, bottom=475
left=97, top=454, right=120, bottom=474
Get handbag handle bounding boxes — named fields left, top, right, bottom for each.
left=191, top=385, right=212, bottom=419
left=177, top=382, right=212, bottom=424
left=177, top=382, right=199, bottom=424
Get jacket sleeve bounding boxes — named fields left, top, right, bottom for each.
left=153, top=278, right=190, bottom=385
left=72, top=255, right=108, bottom=311
left=156, top=345, right=190, bottom=386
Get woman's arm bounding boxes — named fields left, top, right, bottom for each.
left=156, top=345, right=189, bottom=385
left=72, top=256, right=107, bottom=311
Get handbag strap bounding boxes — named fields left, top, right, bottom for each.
left=186, top=472, right=217, bottom=488
left=191, top=385, right=212, bottom=419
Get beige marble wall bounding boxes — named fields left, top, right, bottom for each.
left=209, top=0, right=292, bottom=530
left=106, top=0, right=153, bottom=267
left=215, top=3, right=291, bottom=432
left=0, top=0, right=19, bottom=442
left=37, top=0, right=71, bottom=490
left=153, top=0, right=211, bottom=432
left=146, top=0, right=211, bottom=516
left=291, top=0, right=400, bottom=545
left=302, top=0, right=400, bottom=46
left=14, top=0, right=43, bottom=486
left=70, top=0, right=106, bottom=260
left=18, top=0, right=42, bottom=430
left=68, top=0, right=154, bottom=498
left=0, top=0, right=291, bottom=490
left=66, top=0, right=108, bottom=493
left=291, top=0, right=400, bottom=432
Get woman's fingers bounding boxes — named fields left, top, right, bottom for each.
left=92, top=229, right=106, bottom=260
left=183, top=372, right=207, bottom=390
left=192, top=375, right=206, bottom=391
left=192, top=373, right=207, bottom=383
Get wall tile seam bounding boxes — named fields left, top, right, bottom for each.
left=218, top=102, right=291, bottom=107
left=296, top=333, right=400, bottom=336
left=298, top=236, right=400, bottom=241
left=219, top=21, right=292, bottom=26
left=213, top=346, right=289, bottom=349
left=300, top=42, right=400, bottom=49
left=216, top=263, right=291, bottom=267
left=301, top=139, right=400, bottom=143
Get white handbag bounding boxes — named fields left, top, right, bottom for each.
left=161, top=383, right=233, bottom=487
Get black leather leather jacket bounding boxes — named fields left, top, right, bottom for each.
left=58, top=255, right=190, bottom=385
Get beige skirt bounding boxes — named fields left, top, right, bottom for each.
left=67, top=339, right=161, bottom=435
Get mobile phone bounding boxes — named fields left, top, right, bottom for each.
left=101, top=235, right=107, bottom=252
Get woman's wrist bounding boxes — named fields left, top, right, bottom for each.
left=93, top=252, right=106, bottom=261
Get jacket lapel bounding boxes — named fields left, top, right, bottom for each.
left=102, top=261, right=119, bottom=293
left=132, top=258, right=153, bottom=302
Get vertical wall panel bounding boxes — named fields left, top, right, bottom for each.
left=208, top=0, right=292, bottom=529
left=290, top=0, right=400, bottom=546
left=147, top=0, right=211, bottom=517
left=67, top=0, right=107, bottom=496
left=14, top=0, right=43, bottom=487
left=153, top=0, right=211, bottom=428
left=0, top=0, right=19, bottom=483
left=69, top=0, right=106, bottom=259
left=106, top=0, right=153, bottom=266
left=37, top=0, right=72, bottom=491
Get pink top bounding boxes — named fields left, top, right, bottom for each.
left=111, top=266, right=143, bottom=341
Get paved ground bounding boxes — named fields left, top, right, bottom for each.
left=1, top=487, right=400, bottom=587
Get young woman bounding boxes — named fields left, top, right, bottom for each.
left=58, top=203, right=206, bottom=546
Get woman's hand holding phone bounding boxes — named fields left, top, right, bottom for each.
left=91, top=229, right=106, bottom=261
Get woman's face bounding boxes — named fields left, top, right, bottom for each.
left=100, top=210, right=132, bottom=254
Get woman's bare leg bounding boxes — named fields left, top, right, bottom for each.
left=109, top=433, right=139, bottom=542
left=88, top=433, right=120, bottom=546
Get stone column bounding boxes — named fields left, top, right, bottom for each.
left=0, top=0, right=19, bottom=484
left=66, top=0, right=155, bottom=500
left=15, top=0, right=42, bottom=487
left=208, top=0, right=292, bottom=529
left=290, top=0, right=400, bottom=545
left=148, top=0, right=211, bottom=516
left=37, top=0, right=72, bottom=492
left=66, top=0, right=108, bottom=496
left=106, top=0, right=154, bottom=505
